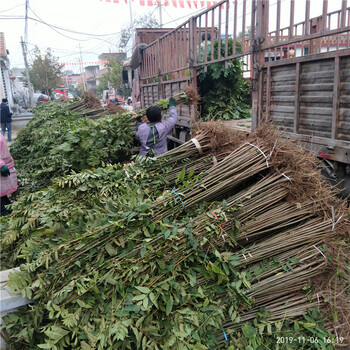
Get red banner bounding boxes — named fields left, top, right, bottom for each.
left=60, top=61, right=109, bottom=66
left=100, top=0, right=236, bottom=7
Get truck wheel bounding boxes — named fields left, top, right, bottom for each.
left=321, top=159, right=350, bottom=199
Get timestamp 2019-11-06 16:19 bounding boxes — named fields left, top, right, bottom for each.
left=276, top=336, right=344, bottom=345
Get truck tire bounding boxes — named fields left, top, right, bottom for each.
left=321, top=160, right=350, bottom=199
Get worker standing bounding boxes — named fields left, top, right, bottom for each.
left=135, top=97, right=177, bottom=156
left=1, top=98, right=13, bottom=143
left=0, top=134, right=17, bottom=216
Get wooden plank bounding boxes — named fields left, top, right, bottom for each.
left=262, top=26, right=350, bottom=52
left=332, top=56, right=340, bottom=139
left=276, top=0, right=281, bottom=42
left=205, top=12, right=208, bottom=64
left=340, top=82, right=350, bottom=90
left=322, top=0, right=328, bottom=32
left=339, top=95, right=350, bottom=104
left=300, top=83, right=334, bottom=91
left=271, top=75, right=296, bottom=82
left=293, top=62, right=300, bottom=133
left=270, top=105, right=295, bottom=113
left=289, top=0, right=295, bottom=39
left=300, top=71, right=334, bottom=79
left=270, top=85, right=296, bottom=92
left=218, top=7, right=222, bottom=60
left=271, top=95, right=295, bottom=102
left=305, top=0, right=310, bottom=36
left=242, top=0, right=246, bottom=51
left=299, top=106, right=333, bottom=115
left=266, top=67, right=271, bottom=121
left=225, top=0, right=229, bottom=57
left=300, top=96, right=333, bottom=103
left=233, top=0, right=237, bottom=54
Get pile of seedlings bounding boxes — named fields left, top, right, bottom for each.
left=1, top=123, right=349, bottom=349
left=10, top=88, right=199, bottom=193
left=66, top=92, right=105, bottom=118
left=10, top=103, right=135, bottom=193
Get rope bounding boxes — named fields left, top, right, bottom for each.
left=190, top=138, right=203, bottom=155
left=171, top=187, right=186, bottom=209
left=245, top=142, right=269, bottom=167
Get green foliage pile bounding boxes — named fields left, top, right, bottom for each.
left=1, top=128, right=348, bottom=349
left=197, top=39, right=251, bottom=121
left=10, top=102, right=134, bottom=192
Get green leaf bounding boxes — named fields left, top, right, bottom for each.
left=81, top=341, right=92, bottom=350
left=166, top=297, right=173, bottom=316
left=135, top=286, right=151, bottom=294
left=105, top=243, right=117, bottom=256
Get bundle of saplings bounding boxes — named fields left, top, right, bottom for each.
left=65, top=92, right=105, bottom=118
left=10, top=88, right=200, bottom=194
left=1, top=125, right=349, bottom=349
left=1, top=125, right=242, bottom=269
left=10, top=103, right=134, bottom=193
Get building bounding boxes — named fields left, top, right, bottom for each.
left=84, top=65, right=100, bottom=93
left=0, top=33, right=14, bottom=107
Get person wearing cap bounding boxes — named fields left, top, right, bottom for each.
left=0, top=98, right=13, bottom=143
left=0, top=134, right=17, bottom=216
left=135, top=97, right=177, bottom=156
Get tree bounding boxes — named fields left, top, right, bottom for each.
left=119, top=13, right=159, bottom=48
left=29, top=48, right=63, bottom=95
left=98, top=59, right=130, bottom=97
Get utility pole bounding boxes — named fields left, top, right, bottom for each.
left=78, top=43, right=86, bottom=92
left=158, top=2, right=163, bottom=28
left=128, top=0, right=135, bottom=46
left=20, top=37, right=34, bottom=109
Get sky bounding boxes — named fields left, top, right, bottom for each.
left=0, top=0, right=208, bottom=73
left=0, top=0, right=347, bottom=74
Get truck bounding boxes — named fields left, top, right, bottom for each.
left=129, top=0, right=350, bottom=196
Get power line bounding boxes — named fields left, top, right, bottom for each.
left=28, top=6, right=123, bottom=37
left=0, top=4, right=24, bottom=13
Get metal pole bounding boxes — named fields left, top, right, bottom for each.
left=128, top=0, right=135, bottom=46
left=159, top=2, right=163, bottom=28
left=20, top=37, right=34, bottom=108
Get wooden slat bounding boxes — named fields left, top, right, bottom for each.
left=289, top=0, right=295, bottom=39
left=225, top=0, right=229, bottom=57
left=293, top=62, right=300, bottom=133
left=266, top=67, right=271, bottom=121
left=322, top=0, right=328, bottom=32
left=305, top=0, right=310, bottom=36
left=233, top=0, right=237, bottom=54
left=211, top=8, right=215, bottom=61
left=276, top=0, right=281, bottom=42
left=218, top=4, right=222, bottom=59
left=242, top=0, right=246, bottom=51
left=205, top=12, right=209, bottom=63
left=332, top=56, right=340, bottom=139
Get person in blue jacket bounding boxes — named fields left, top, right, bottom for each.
left=0, top=98, right=13, bottom=143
